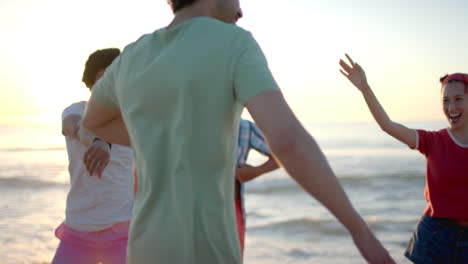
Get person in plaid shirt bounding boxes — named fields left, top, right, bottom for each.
left=235, top=118, right=278, bottom=256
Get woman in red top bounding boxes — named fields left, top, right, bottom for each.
left=340, top=54, right=468, bottom=264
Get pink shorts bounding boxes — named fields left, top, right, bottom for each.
left=52, top=221, right=130, bottom=264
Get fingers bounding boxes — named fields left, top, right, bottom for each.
left=83, top=148, right=95, bottom=173
left=84, top=147, right=99, bottom=177
left=340, top=69, right=355, bottom=84
left=89, top=158, right=100, bottom=178
left=339, top=59, right=351, bottom=72
left=83, top=144, right=111, bottom=179
left=339, top=69, right=350, bottom=79
left=94, top=159, right=110, bottom=178
left=345, top=53, right=356, bottom=66
left=339, top=59, right=356, bottom=79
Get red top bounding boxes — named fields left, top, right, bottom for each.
left=416, top=129, right=468, bottom=220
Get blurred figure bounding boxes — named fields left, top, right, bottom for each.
left=234, top=118, right=278, bottom=256
left=83, top=0, right=394, bottom=263
left=53, top=48, right=133, bottom=264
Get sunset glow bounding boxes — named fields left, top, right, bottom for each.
left=1, top=0, right=467, bottom=125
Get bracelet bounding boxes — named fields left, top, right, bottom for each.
left=93, top=137, right=112, bottom=149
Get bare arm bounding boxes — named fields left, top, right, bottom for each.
left=82, top=95, right=131, bottom=147
left=246, top=90, right=394, bottom=264
left=339, top=54, right=417, bottom=148
left=247, top=90, right=363, bottom=232
left=236, top=156, right=278, bottom=183
left=63, top=112, right=111, bottom=177
left=76, top=123, right=94, bottom=148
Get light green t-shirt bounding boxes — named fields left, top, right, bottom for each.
left=92, top=17, right=280, bottom=264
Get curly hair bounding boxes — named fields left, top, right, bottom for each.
left=82, top=48, right=121, bottom=89
left=168, top=0, right=198, bottom=12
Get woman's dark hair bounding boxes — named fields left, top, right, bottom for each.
left=440, top=74, right=449, bottom=84
left=440, top=73, right=467, bottom=84
left=82, top=48, right=121, bottom=88
left=168, top=0, right=198, bottom=13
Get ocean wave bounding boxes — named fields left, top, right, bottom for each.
left=249, top=217, right=419, bottom=235
left=0, top=147, right=65, bottom=152
left=0, top=176, right=67, bottom=189
left=246, top=173, right=425, bottom=195
left=337, top=173, right=425, bottom=181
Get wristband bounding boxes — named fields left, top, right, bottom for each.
left=93, top=137, right=112, bottom=149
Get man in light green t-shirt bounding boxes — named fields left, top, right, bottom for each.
left=82, top=0, right=395, bottom=263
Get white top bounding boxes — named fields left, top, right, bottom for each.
left=447, top=128, right=468, bottom=148
left=62, top=101, right=134, bottom=231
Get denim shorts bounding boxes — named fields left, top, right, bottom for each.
left=405, top=215, right=468, bottom=264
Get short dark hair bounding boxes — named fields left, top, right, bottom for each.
left=82, top=48, right=121, bottom=88
left=440, top=74, right=449, bottom=84
left=168, top=0, right=197, bottom=13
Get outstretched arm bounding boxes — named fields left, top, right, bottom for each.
left=339, top=54, right=417, bottom=148
left=246, top=90, right=394, bottom=264
left=235, top=156, right=278, bottom=183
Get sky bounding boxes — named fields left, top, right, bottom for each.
left=1, top=0, right=467, bottom=125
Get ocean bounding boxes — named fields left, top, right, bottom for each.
left=0, top=121, right=445, bottom=263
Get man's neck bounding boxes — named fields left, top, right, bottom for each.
left=168, top=3, right=215, bottom=28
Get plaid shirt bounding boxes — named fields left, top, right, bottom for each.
left=236, top=119, right=271, bottom=165
left=236, top=119, right=272, bottom=222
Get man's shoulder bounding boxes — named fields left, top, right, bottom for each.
left=69, top=101, right=86, bottom=108
left=194, top=17, right=246, bottom=32
left=128, top=17, right=250, bottom=43
left=415, top=128, right=452, bottom=151
left=62, top=101, right=86, bottom=118
left=417, top=128, right=447, bottom=139
left=122, top=32, right=153, bottom=53
left=121, top=18, right=254, bottom=61
left=192, top=17, right=253, bottom=43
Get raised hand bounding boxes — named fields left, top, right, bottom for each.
left=83, top=140, right=111, bottom=178
left=339, top=54, right=369, bottom=91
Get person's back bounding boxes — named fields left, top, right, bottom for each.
left=54, top=48, right=134, bottom=264
left=94, top=17, right=277, bottom=263
left=62, top=102, right=134, bottom=230
left=85, top=2, right=396, bottom=264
